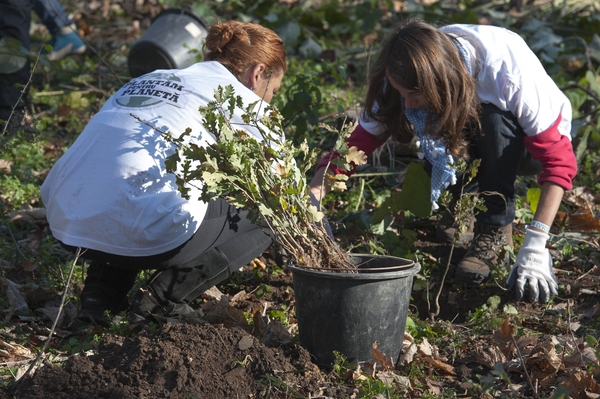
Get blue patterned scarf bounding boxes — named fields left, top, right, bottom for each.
left=404, top=38, right=472, bottom=209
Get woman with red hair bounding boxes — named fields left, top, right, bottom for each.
left=41, top=21, right=287, bottom=324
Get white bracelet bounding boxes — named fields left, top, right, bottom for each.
left=530, top=220, right=550, bottom=233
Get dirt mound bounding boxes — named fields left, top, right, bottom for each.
left=3, top=322, right=343, bottom=399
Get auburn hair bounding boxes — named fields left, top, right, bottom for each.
left=204, top=21, right=287, bottom=80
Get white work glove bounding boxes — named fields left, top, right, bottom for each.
left=506, top=227, right=558, bottom=302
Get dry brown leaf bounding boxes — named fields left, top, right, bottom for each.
left=398, top=341, right=417, bottom=367
left=202, top=286, right=224, bottom=300
left=583, top=302, right=600, bottom=319
left=493, top=320, right=516, bottom=357
left=0, top=278, right=29, bottom=317
left=251, top=305, right=267, bottom=337
left=425, top=378, right=443, bottom=396
left=0, top=159, right=12, bottom=173
left=345, top=146, right=367, bottom=166
left=569, top=207, right=600, bottom=231
left=515, top=335, right=538, bottom=352
left=21, top=260, right=39, bottom=274
left=417, top=337, right=434, bottom=357
left=36, top=303, right=77, bottom=327
left=352, top=363, right=370, bottom=381
left=375, top=370, right=396, bottom=386
left=203, top=295, right=249, bottom=330
left=527, top=341, right=562, bottom=387
left=371, top=341, right=394, bottom=371
left=0, top=340, right=34, bottom=361
left=274, top=162, right=288, bottom=177
left=423, top=357, right=455, bottom=375
left=230, top=290, right=253, bottom=303
left=7, top=207, right=47, bottom=227
left=476, top=345, right=506, bottom=368
left=563, top=344, right=598, bottom=368
left=496, top=319, right=516, bottom=341
left=564, top=187, right=597, bottom=207
left=261, top=320, right=292, bottom=346
left=561, top=370, right=600, bottom=399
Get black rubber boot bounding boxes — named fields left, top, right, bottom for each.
left=79, top=262, right=138, bottom=324
left=129, top=248, right=230, bottom=323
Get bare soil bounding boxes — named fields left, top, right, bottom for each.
left=0, top=1, right=598, bottom=397
left=1, top=223, right=598, bottom=399
left=3, top=323, right=335, bottom=399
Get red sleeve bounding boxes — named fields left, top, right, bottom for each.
left=316, top=123, right=390, bottom=176
left=524, top=114, right=577, bottom=190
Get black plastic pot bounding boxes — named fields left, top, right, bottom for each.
left=128, top=9, right=208, bottom=78
left=288, top=254, right=420, bottom=367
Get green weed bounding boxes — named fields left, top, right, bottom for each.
left=359, top=379, right=397, bottom=398
left=232, top=354, right=253, bottom=368
left=268, top=306, right=290, bottom=326
left=466, top=295, right=519, bottom=334
left=60, top=336, right=94, bottom=355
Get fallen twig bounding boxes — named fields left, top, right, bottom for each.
left=430, top=243, right=455, bottom=322
left=512, top=335, right=541, bottom=399
left=16, top=248, right=83, bottom=383
left=0, top=359, right=35, bottom=368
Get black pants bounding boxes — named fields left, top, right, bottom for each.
left=426, top=103, right=542, bottom=228
left=0, top=0, right=31, bottom=121
left=62, top=198, right=273, bottom=299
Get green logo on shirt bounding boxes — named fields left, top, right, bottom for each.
left=115, top=72, right=185, bottom=108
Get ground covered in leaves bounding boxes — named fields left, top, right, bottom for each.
left=1, top=0, right=600, bottom=398
left=1, top=220, right=600, bottom=399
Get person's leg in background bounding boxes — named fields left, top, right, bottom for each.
left=32, top=0, right=85, bottom=61
left=0, top=0, right=31, bottom=127
left=454, top=103, right=534, bottom=286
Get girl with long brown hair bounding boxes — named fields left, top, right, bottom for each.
left=311, top=19, right=576, bottom=302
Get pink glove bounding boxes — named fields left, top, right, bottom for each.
left=506, top=227, right=558, bottom=302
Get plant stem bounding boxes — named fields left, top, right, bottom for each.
left=512, top=334, right=541, bottom=399
left=18, top=247, right=81, bottom=383
left=430, top=243, right=455, bottom=322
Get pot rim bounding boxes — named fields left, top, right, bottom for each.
left=287, top=254, right=421, bottom=279
left=292, top=263, right=415, bottom=272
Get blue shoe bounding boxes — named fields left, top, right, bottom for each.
left=47, top=24, right=86, bottom=61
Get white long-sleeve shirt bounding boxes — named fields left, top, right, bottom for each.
left=325, top=24, right=576, bottom=190
left=41, top=61, right=277, bottom=256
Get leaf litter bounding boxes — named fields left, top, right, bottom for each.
left=2, top=0, right=600, bottom=397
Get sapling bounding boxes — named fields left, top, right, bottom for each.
left=163, top=85, right=366, bottom=270
left=429, top=158, right=486, bottom=321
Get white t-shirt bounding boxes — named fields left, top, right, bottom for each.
left=41, top=61, right=277, bottom=257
